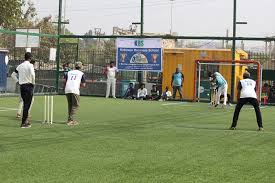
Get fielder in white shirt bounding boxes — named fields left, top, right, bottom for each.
left=137, top=84, right=148, bottom=100
left=65, top=62, right=86, bottom=126
left=230, top=72, right=263, bottom=131
left=105, top=61, right=118, bottom=98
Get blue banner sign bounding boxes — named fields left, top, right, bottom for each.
left=116, top=38, right=163, bottom=71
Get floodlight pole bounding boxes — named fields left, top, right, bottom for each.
left=141, top=0, right=144, bottom=36
left=231, top=0, right=237, bottom=101
left=170, top=0, right=175, bottom=35
left=56, top=0, right=63, bottom=92
left=138, top=0, right=144, bottom=83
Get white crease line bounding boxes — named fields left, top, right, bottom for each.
left=0, top=107, right=18, bottom=110
left=0, top=108, right=18, bottom=112
left=161, top=102, right=194, bottom=106
left=249, top=106, right=268, bottom=110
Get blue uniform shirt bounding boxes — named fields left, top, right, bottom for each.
left=173, top=72, right=184, bottom=86
left=214, top=72, right=227, bottom=87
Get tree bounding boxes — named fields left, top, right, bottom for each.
left=0, top=0, right=24, bottom=28
left=35, top=15, right=57, bottom=48
left=0, top=0, right=38, bottom=49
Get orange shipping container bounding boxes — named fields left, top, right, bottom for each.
left=162, top=48, right=248, bottom=101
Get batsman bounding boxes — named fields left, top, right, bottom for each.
left=208, top=71, right=228, bottom=107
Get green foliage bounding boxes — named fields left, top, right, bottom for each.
left=0, top=0, right=24, bottom=28
left=35, top=15, right=57, bottom=48
left=0, top=0, right=58, bottom=52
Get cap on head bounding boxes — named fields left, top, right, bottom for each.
left=75, top=62, right=83, bottom=69
left=25, top=52, right=32, bottom=60
left=243, top=72, right=250, bottom=79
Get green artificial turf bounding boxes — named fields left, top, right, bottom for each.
left=0, top=96, right=274, bottom=183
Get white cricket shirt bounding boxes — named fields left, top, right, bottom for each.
left=16, top=61, right=35, bottom=85
left=240, top=79, right=257, bottom=99
left=107, top=66, right=117, bottom=79
left=65, top=70, right=85, bottom=95
left=137, top=88, right=148, bottom=98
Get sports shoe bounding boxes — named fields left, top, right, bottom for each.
left=258, top=127, right=264, bottom=131
left=214, top=104, right=219, bottom=107
left=73, top=121, right=79, bottom=125
left=229, top=127, right=237, bottom=130
left=21, top=123, right=31, bottom=128
left=16, top=113, right=21, bottom=118
left=67, top=121, right=74, bottom=126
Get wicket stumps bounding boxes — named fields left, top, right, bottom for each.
left=44, top=95, right=53, bottom=124
left=210, top=89, right=217, bottom=106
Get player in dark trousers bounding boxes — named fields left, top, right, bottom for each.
left=15, top=52, right=35, bottom=128
left=230, top=72, right=263, bottom=131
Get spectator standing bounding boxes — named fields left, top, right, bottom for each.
left=171, top=68, right=184, bottom=100
left=105, top=61, right=118, bottom=98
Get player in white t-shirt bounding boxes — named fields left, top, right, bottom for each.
left=137, top=83, right=148, bottom=100
left=230, top=72, right=263, bottom=131
left=105, top=61, right=118, bottom=98
left=65, top=62, right=86, bottom=126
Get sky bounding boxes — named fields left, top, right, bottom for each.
left=32, top=0, right=275, bottom=38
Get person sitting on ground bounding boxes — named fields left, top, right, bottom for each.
left=124, top=83, right=136, bottom=99
left=137, top=83, right=148, bottom=100
left=161, top=86, right=172, bottom=101
left=150, top=84, right=160, bottom=100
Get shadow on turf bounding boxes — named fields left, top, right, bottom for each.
left=174, top=124, right=263, bottom=133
